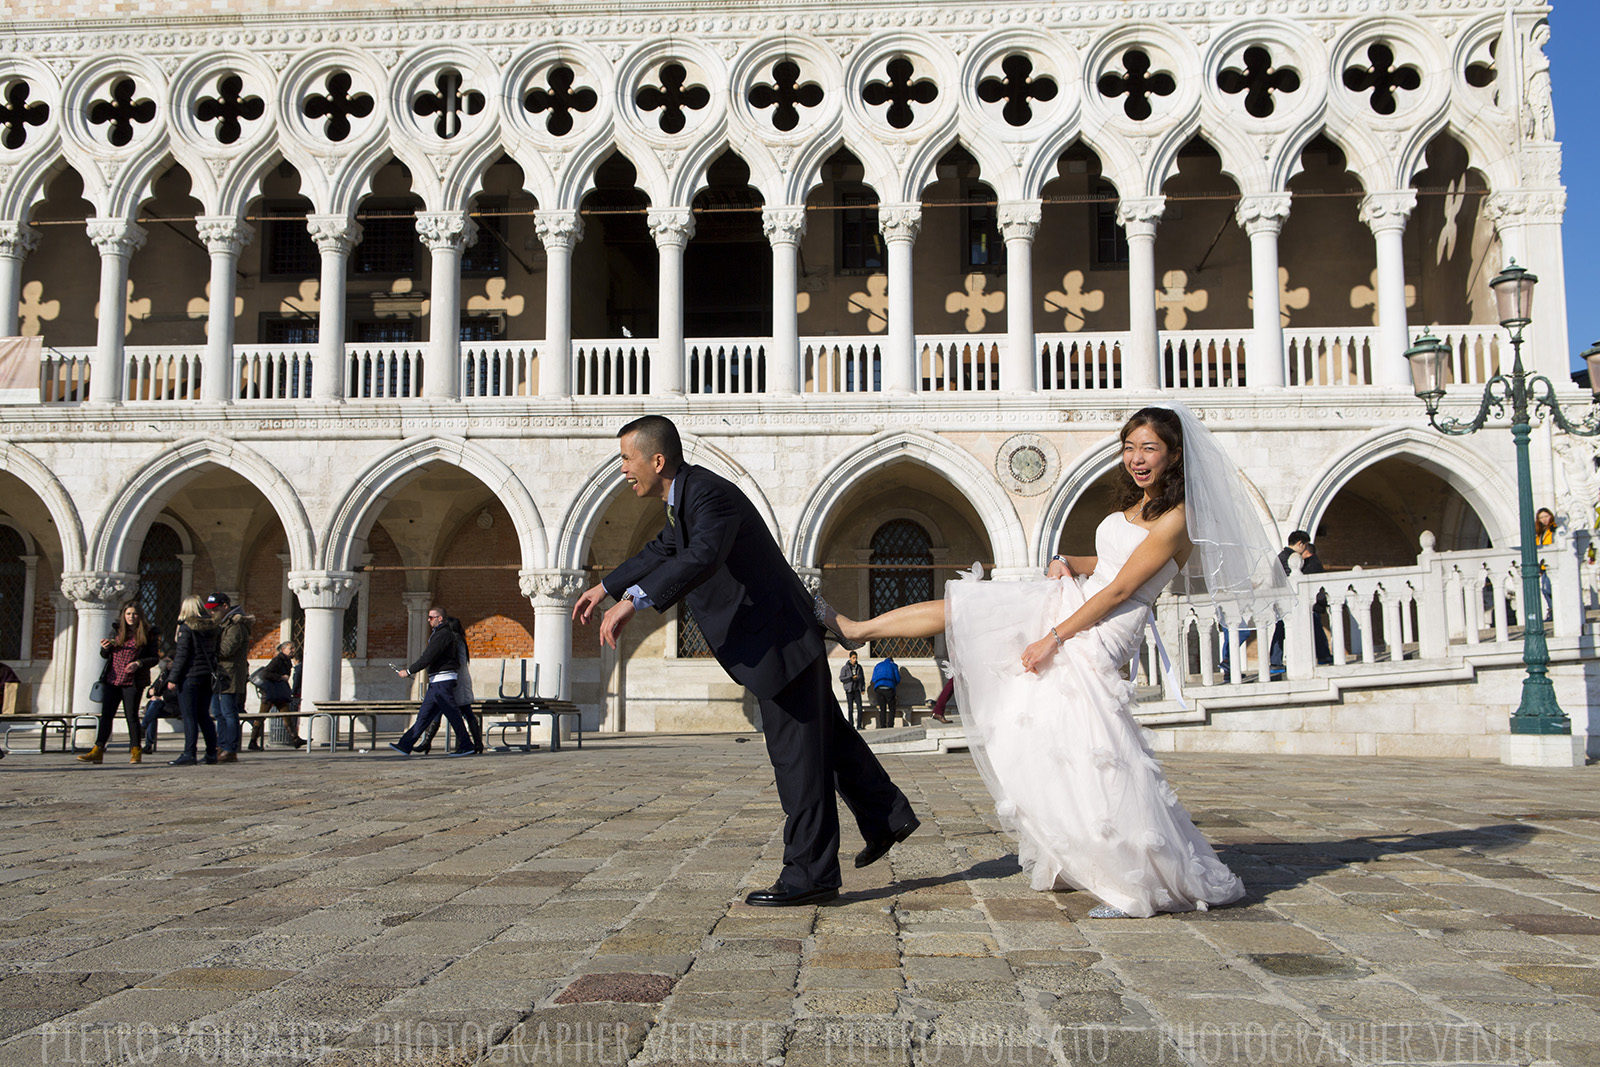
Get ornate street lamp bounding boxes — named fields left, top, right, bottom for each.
left=1406, top=260, right=1600, bottom=764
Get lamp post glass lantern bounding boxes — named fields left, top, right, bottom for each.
left=1409, top=260, right=1600, bottom=739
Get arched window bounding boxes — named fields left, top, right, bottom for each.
left=138, top=523, right=184, bottom=642
left=868, top=519, right=934, bottom=659
left=0, top=526, right=26, bottom=660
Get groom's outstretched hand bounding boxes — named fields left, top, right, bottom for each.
left=597, top=598, right=636, bottom=649
left=572, top=583, right=608, bottom=626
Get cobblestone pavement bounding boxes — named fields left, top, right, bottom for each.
left=1, top=736, right=1598, bottom=1066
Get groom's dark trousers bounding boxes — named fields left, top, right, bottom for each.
left=604, top=463, right=914, bottom=892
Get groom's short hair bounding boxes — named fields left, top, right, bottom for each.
left=619, top=415, right=684, bottom=470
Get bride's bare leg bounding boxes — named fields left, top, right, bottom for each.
left=835, top=600, right=947, bottom=641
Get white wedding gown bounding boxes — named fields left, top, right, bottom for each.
left=946, top=513, right=1244, bottom=917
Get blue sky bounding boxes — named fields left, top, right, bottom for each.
left=1550, top=0, right=1596, bottom=369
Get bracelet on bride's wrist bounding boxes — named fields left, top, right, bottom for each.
left=1050, top=626, right=1064, bottom=647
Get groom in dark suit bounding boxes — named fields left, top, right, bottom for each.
left=573, top=415, right=919, bottom=906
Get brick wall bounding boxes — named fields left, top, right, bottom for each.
left=241, top=531, right=287, bottom=658
left=435, top=502, right=536, bottom=658
left=364, top=525, right=408, bottom=659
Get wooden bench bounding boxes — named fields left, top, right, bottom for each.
left=1, top=713, right=99, bottom=753
left=237, top=710, right=310, bottom=747
left=478, top=698, right=584, bottom=752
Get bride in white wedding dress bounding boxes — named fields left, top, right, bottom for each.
left=819, top=404, right=1290, bottom=917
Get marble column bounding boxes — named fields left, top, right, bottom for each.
left=998, top=200, right=1042, bottom=393
left=1358, top=190, right=1418, bottom=388
left=648, top=208, right=693, bottom=395
left=763, top=206, right=805, bottom=395
left=400, top=591, right=432, bottom=700
left=306, top=216, right=362, bottom=403
left=288, top=571, right=358, bottom=706
left=521, top=570, right=587, bottom=703
left=86, top=219, right=147, bottom=405
left=1484, top=189, right=1572, bottom=381
left=0, top=222, right=40, bottom=337
left=1236, top=194, right=1292, bottom=389
left=62, top=571, right=135, bottom=722
left=880, top=205, right=921, bottom=394
left=534, top=210, right=584, bottom=398
left=1116, top=197, right=1165, bottom=390
left=417, top=212, right=477, bottom=401
left=195, top=217, right=252, bottom=403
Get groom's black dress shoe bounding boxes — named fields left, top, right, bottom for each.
left=744, top=881, right=839, bottom=907
left=855, top=815, right=921, bottom=869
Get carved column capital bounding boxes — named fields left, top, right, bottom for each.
left=793, top=566, right=822, bottom=597
left=879, top=204, right=922, bottom=244
left=534, top=210, right=585, bottom=251
left=86, top=219, right=147, bottom=258
left=1357, top=190, right=1418, bottom=233
left=1483, top=189, right=1568, bottom=224
left=416, top=211, right=478, bottom=252
left=288, top=570, right=360, bottom=611
left=996, top=199, right=1042, bottom=242
left=306, top=215, right=363, bottom=256
left=195, top=216, right=254, bottom=257
left=0, top=221, right=41, bottom=259
left=648, top=208, right=695, bottom=249
left=61, top=571, right=136, bottom=609
left=520, top=569, right=589, bottom=607
left=1234, top=193, right=1292, bottom=236
left=1115, top=196, right=1165, bottom=235
left=400, top=591, right=434, bottom=611
left=762, top=206, right=807, bottom=246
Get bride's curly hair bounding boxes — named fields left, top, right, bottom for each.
left=1115, top=407, right=1185, bottom=521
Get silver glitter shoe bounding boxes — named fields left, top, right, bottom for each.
left=812, top=596, right=863, bottom=651
left=1087, top=904, right=1130, bottom=919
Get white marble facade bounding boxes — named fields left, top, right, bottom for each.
left=0, top=0, right=1590, bottom=749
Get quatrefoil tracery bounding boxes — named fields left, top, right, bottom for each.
left=1217, top=46, right=1300, bottom=118
left=1097, top=49, right=1175, bottom=121
left=1342, top=42, right=1421, bottom=116
left=636, top=63, right=709, bottom=135
left=1, top=81, right=49, bottom=151
left=748, top=60, right=823, bottom=133
left=412, top=70, right=485, bottom=139
left=977, top=54, right=1058, bottom=128
left=195, top=74, right=264, bottom=145
left=524, top=65, right=597, bottom=137
left=862, top=57, right=938, bottom=130
left=302, top=71, right=375, bottom=142
left=88, top=78, right=156, bottom=147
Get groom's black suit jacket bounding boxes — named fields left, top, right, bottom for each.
left=603, top=463, right=823, bottom=700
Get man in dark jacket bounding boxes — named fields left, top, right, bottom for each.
left=205, top=593, right=252, bottom=762
left=390, top=606, right=475, bottom=756
left=838, top=651, right=866, bottom=728
left=574, top=415, right=917, bottom=906
left=1269, top=530, right=1331, bottom=672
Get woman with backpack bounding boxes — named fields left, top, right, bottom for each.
left=166, top=595, right=221, bottom=766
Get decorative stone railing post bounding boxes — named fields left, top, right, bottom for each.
left=522, top=569, right=588, bottom=708
left=307, top=216, right=362, bottom=402
left=417, top=212, right=477, bottom=401
left=763, top=206, right=806, bottom=395
left=880, top=205, right=921, bottom=394
left=534, top=210, right=584, bottom=398
left=1116, top=197, right=1164, bottom=390
left=648, top=208, right=694, bottom=395
left=1236, top=194, right=1292, bottom=389
left=62, top=571, right=135, bottom=724
left=196, top=217, right=252, bottom=403
left=0, top=222, right=40, bottom=337
left=86, top=219, right=147, bottom=405
left=1358, top=191, right=1417, bottom=388
left=288, top=571, right=358, bottom=707
left=998, top=200, right=1041, bottom=393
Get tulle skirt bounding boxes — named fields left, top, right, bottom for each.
left=946, top=577, right=1244, bottom=917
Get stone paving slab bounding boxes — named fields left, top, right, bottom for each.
left=0, top=736, right=1597, bottom=1065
